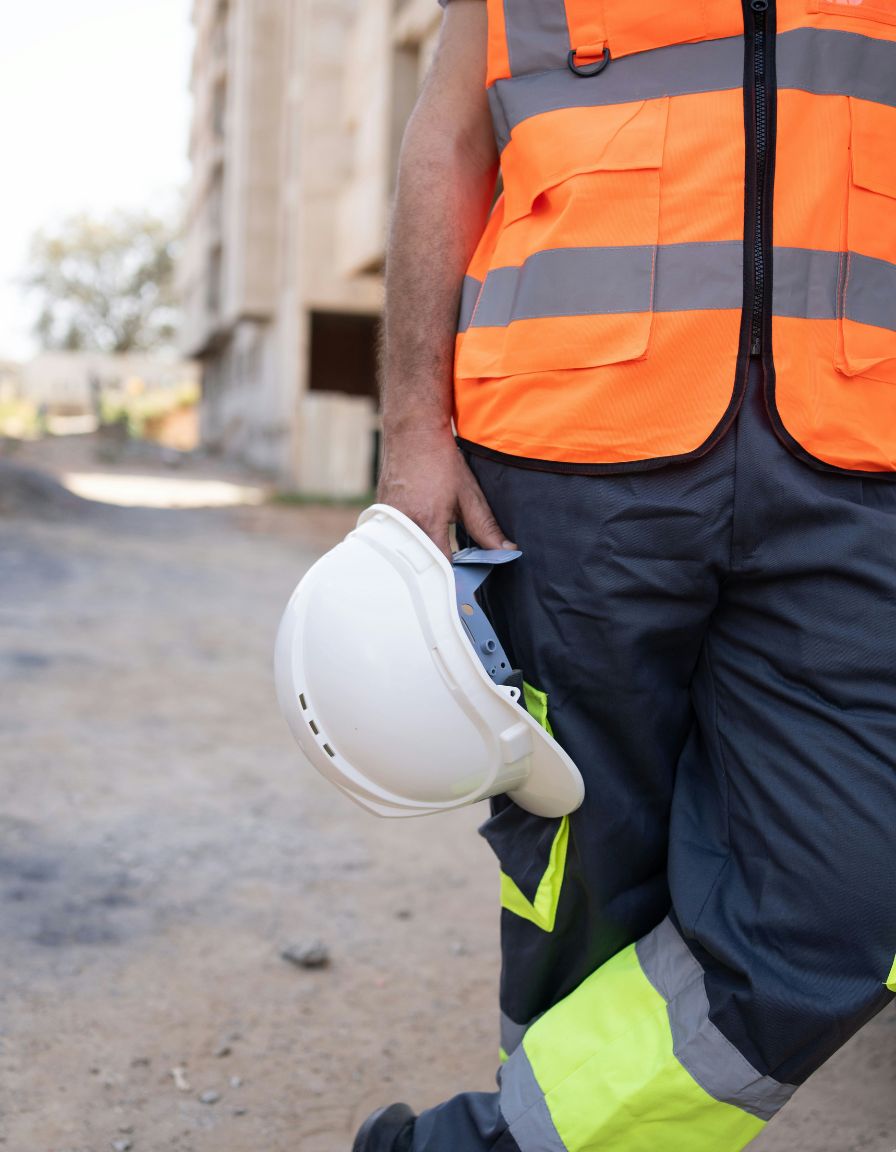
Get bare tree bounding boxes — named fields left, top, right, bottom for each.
left=23, top=210, right=180, bottom=354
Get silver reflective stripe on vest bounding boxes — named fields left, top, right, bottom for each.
left=500, top=1045, right=566, bottom=1152
left=655, top=242, right=743, bottom=312
left=636, top=919, right=796, bottom=1122
left=458, top=275, right=482, bottom=333
left=488, top=86, right=512, bottom=154
left=488, top=28, right=896, bottom=152
left=457, top=245, right=896, bottom=333
left=773, top=247, right=841, bottom=321
left=501, top=1011, right=532, bottom=1059
left=773, top=247, right=896, bottom=331
left=490, top=36, right=744, bottom=150
left=504, top=0, right=570, bottom=78
left=777, top=26, right=896, bottom=109
left=471, top=245, right=656, bottom=327
left=843, top=252, right=896, bottom=334
left=461, top=242, right=741, bottom=330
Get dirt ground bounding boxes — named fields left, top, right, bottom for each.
left=1, top=436, right=893, bottom=1152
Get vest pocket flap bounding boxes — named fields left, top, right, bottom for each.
left=457, top=99, right=667, bottom=379
left=837, top=99, right=896, bottom=381
left=502, top=97, right=669, bottom=226
left=849, top=98, right=896, bottom=199
left=456, top=290, right=657, bottom=378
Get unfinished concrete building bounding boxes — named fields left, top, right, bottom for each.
left=180, top=0, right=441, bottom=495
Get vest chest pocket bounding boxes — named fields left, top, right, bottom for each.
left=836, top=98, right=896, bottom=384
left=456, top=97, right=670, bottom=381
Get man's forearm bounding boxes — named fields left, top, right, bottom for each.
left=375, top=5, right=512, bottom=557
left=380, top=10, right=497, bottom=440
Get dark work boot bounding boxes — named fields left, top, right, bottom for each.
left=352, top=1102, right=415, bottom=1152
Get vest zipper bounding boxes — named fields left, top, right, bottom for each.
left=747, top=0, right=774, bottom=356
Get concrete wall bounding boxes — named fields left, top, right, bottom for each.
left=180, top=0, right=440, bottom=495
left=21, top=352, right=199, bottom=412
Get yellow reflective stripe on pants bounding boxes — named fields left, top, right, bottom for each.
left=886, top=955, right=896, bottom=993
left=500, top=816, right=569, bottom=933
left=499, top=681, right=566, bottom=933
left=499, top=922, right=789, bottom=1152
left=522, top=681, right=553, bottom=735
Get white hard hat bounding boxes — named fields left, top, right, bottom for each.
left=274, top=503, right=584, bottom=818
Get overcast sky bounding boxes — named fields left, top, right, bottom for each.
left=0, top=0, right=192, bottom=359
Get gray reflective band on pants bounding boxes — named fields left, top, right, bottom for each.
left=500, top=1011, right=532, bottom=1058
left=497, top=922, right=794, bottom=1152
left=636, top=919, right=796, bottom=1121
left=500, top=1046, right=566, bottom=1152
left=488, top=28, right=896, bottom=151
left=504, top=0, right=569, bottom=78
left=456, top=243, right=896, bottom=334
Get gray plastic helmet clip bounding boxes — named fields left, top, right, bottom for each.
left=451, top=547, right=526, bottom=707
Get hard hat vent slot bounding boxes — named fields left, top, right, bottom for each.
left=299, top=693, right=307, bottom=710
left=309, top=719, right=319, bottom=735
left=323, top=743, right=335, bottom=758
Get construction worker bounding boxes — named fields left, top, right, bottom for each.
left=355, top=1, right=896, bottom=1148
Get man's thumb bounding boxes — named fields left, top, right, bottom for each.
left=458, top=488, right=516, bottom=551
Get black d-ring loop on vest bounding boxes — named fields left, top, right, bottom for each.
left=567, top=45, right=611, bottom=77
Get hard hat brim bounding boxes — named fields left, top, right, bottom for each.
left=275, top=504, right=584, bottom=819
left=356, top=506, right=584, bottom=818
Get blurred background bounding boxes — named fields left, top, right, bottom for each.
left=0, top=0, right=440, bottom=497
left=0, top=2, right=892, bottom=1150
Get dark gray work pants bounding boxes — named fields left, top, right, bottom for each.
left=412, top=359, right=896, bottom=1150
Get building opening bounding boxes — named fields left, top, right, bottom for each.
left=308, top=310, right=381, bottom=490
left=308, top=311, right=379, bottom=400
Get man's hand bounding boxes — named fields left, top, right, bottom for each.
left=377, top=427, right=515, bottom=559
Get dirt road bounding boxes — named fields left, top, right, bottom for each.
left=1, top=440, right=893, bottom=1151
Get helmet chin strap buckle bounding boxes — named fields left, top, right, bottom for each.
left=451, top=548, right=526, bottom=706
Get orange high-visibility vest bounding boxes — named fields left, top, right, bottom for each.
left=453, top=0, right=896, bottom=475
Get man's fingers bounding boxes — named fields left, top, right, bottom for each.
left=375, top=440, right=514, bottom=558
left=429, top=522, right=454, bottom=561
left=458, top=482, right=516, bottom=551
left=395, top=502, right=454, bottom=559
left=388, top=503, right=453, bottom=559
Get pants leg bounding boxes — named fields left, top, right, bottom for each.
left=414, top=420, right=734, bottom=1149
left=671, top=366, right=896, bottom=1088
left=466, top=419, right=733, bottom=1038
left=412, top=364, right=896, bottom=1151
